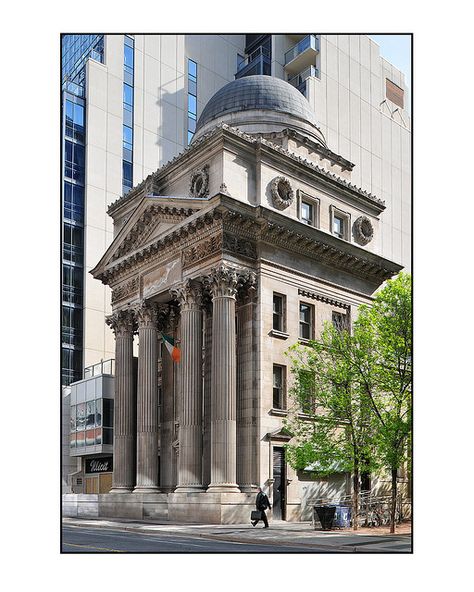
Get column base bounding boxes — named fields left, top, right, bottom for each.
left=239, top=485, right=258, bottom=493
left=174, top=485, right=206, bottom=493
left=133, top=486, right=161, bottom=494
left=109, top=487, right=134, bottom=494
left=206, top=484, right=241, bottom=493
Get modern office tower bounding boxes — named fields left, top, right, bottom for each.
left=62, top=35, right=410, bottom=500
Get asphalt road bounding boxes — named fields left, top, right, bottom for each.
left=62, top=526, right=322, bottom=553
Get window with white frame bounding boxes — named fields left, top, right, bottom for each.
left=330, top=206, right=350, bottom=241
left=298, top=191, right=320, bottom=227
left=272, top=364, right=286, bottom=410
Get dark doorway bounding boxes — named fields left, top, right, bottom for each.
left=272, top=447, right=286, bottom=520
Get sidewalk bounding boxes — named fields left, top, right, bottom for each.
left=63, top=517, right=412, bottom=552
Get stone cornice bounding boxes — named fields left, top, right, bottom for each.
left=261, top=128, right=354, bottom=172
left=92, top=195, right=401, bottom=287
left=107, top=123, right=384, bottom=217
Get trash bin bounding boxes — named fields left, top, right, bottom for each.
left=333, top=504, right=351, bottom=528
left=314, top=505, right=336, bottom=530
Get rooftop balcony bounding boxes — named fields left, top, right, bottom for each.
left=284, top=34, right=320, bottom=75
left=235, top=46, right=271, bottom=79
left=287, top=65, right=319, bottom=96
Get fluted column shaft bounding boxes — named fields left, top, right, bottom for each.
left=207, top=265, right=240, bottom=493
left=172, top=281, right=204, bottom=492
left=107, top=310, right=136, bottom=493
left=202, top=307, right=213, bottom=489
left=133, top=302, right=160, bottom=492
left=160, top=308, right=177, bottom=492
left=237, top=298, right=258, bottom=491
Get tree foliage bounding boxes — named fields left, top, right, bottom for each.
left=284, top=273, right=412, bottom=532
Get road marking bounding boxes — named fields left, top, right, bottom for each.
left=63, top=542, right=125, bottom=553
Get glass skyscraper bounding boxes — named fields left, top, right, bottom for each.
left=61, top=35, right=104, bottom=385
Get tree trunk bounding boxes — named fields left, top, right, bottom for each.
left=390, top=468, right=397, bottom=534
left=352, top=464, right=359, bottom=531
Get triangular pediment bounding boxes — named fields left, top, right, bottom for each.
left=90, top=196, right=200, bottom=279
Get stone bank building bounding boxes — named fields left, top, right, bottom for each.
left=63, top=75, right=402, bottom=523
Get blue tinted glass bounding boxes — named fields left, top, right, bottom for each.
left=188, top=94, right=197, bottom=115
left=188, top=117, right=196, bottom=133
left=123, top=160, right=133, bottom=182
left=123, top=84, right=133, bottom=106
left=123, top=107, right=133, bottom=127
left=124, top=45, right=134, bottom=70
left=188, top=59, right=197, bottom=78
left=123, top=125, right=133, bottom=146
left=124, top=70, right=133, bottom=85
left=65, top=100, right=74, bottom=122
left=188, top=131, right=194, bottom=144
left=188, top=79, right=197, bottom=96
left=74, top=103, right=84, bottom=126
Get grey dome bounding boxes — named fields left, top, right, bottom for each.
left=194, top=75, right=325, bottom=144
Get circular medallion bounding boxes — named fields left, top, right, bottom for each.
left=353, top=216, right=374, bottom=245
left=270, top=176, right=294, bottom=210
left=189, top=166, right=209, bottom=198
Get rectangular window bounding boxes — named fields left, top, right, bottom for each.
left=299, top=302, right=313, bottom=340
left=333, top=215, right=344, bottom=238
left=301, top=201, right=314, bottom=225
left=273, top=293, right=285, bottom=332
left=64, top=140, right=85, bottom=184
left=273, top=365, right=286, bottom=410
left=299, top=370, right=315, bottom=414
left=64, top=182, right=84, bottom=224
left=187, top=59, right=198, bottom=144
left=63, top=223, right=84, bottom=265
left=332, top=311, right=348, bottom=333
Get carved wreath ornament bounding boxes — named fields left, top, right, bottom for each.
left=270, top=176, right=294, bottom=210
left=352, top=216, right=374, bottom=245
left=189, top=165, right=209, bottom=198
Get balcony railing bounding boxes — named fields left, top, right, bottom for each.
left=287, top=65, right=319, bottom=96
left=84, top=358, right=115, bottom=379
left=235, top=46, right=271, bottom=79
left=285, top=35, right=320, bottom=66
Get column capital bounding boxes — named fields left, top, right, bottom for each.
left=237, top=269, right=258, bottom=304
left=170, top=279, right=203, bottom=311
left=106, top=309, right=137, bottom=337
left=133, top=301, right=159, bottom=329
left=205, top=263, right=239, bottom=299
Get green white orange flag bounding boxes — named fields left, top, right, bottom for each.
left=161, top=333, right=181, bottom=363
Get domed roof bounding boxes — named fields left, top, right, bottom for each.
left=194, top=75, right=325, bottom=145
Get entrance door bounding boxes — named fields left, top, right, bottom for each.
left=272, top=447, right=286, bottom=520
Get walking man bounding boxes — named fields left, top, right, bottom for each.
left=252, top=487, right=271, bottom=528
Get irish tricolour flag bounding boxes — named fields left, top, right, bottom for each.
left=161, top=333, right=181, bottom=363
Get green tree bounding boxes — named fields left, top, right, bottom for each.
left=285, top=273, right=412, bottom=533
left=352, top=272, right=412, bottom=533
left=284, top=326, right=378, bottom=531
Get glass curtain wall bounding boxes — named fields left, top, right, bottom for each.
left=122, top=36, right=135, bottom=194
left=61, top=34, right=104, bottom=385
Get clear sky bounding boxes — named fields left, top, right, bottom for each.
left=369, top=34, right=412, bottom=88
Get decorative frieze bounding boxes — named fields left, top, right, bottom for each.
left=182, top=234, right=223, bottom=268
left=223, top=232, right=257, bottom=260
left=111, top=277, right=140, bottom=305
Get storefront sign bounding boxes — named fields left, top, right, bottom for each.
left=85, top=456, right=113, bottom=474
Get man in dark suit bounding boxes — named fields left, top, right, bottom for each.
left=252, top=487, right=271, bottom=528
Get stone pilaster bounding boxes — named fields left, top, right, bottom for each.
left=236, top=272, right=258, bottom=492
left=160, top=306, right=178, bottom=492
left=206, top=264, right=240, bottom=493
left=171, top=280, right=205, bottom=492
left=106, top=309, right=137, bottom=493
left=134, top=301, right=160, bottom=493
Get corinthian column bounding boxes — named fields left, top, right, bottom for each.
left=236, top=271, right=258, bottom=492
left=171, top=280, right=204, bottom=492
left=206, top=264, right=240, bottom=493
left=106, top=309, right=137, bottom=493
left=134, top=301, right=160, bottom=493
left=160, top=306, right=178, bottom=492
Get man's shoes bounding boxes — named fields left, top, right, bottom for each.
left=251, top=521, right=257, bottom=527
left=264, top=526, right=269, bottom=528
